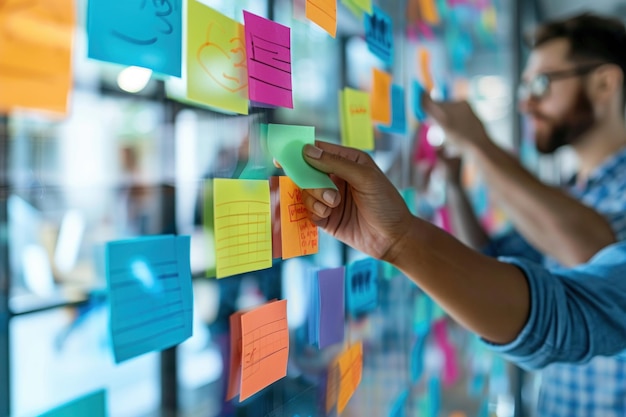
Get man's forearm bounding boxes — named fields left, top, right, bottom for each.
left=446, top=183, right=490, bottom=249
left=389, top=216, right=530, bottom=344
left=469, top=139, right=615, bottom=266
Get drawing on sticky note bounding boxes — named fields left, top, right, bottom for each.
left=106, top=235, right=193, bottom=363
left=244, top=11, right=293, bottom=108
left=239, top=299, right=289, bottom=401
left=364, top=6, right=393, bottom=65
left=340, top=88, right=374, bottom=151
left=279, top=176, right=318, bottom=259
left=306, top=0, right=337, bottom=37
left=197, top=22, right=247, bottom=93
left=110, top=0, right=176, bottom=46
left=213, top=179, right=272, bottom=278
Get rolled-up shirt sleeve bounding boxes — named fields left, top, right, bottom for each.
left=482, top=241, right=626, bottom=370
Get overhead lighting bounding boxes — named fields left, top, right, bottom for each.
left=117, top=66, right=152, bottom=93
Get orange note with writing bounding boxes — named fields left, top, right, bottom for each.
left=419, top=48, right=435, bottom=93
left=279, top=176, right=319, bottom=259
left=0, top=0, right=74, bottom=114
left=306, top=0, right=337, bottom=37
left=371, top=68, right=392, bottom=126
left=239, top=299, right=289, bottom=401
left=326, top=342, right=363, bottom=414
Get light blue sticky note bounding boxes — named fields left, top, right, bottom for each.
left=410, top=334, right=427, bottom=383
left=346, top=257, right=379, bottom=316
left=379, top=85, right=407, bottom=135
left=364, top=6, right=393, bottom=66
left=106, top=235, right=193, bottom=363
left=389, top=389, right=408, bottom=417
left=428, top=376, right=441, bottom=417
left=37, top=390, right=107, bottom=417
left=87, top=0, right=182, bottom=77
left=412, top=80, right=427, bottom=122
left=267, top=124, right=337, bottom=190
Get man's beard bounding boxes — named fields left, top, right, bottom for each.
left=532, top=87, right=596, bottom=154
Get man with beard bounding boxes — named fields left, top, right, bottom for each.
left=431, top=13, right=626, bottom=417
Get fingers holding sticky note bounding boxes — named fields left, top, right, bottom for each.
left=267, top=123, right=337, bottom=190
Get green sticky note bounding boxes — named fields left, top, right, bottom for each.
left=401, top=188, right=417, bottom=215
left=267, top=124, right=337, bottom=190
left=38, top=390, right=107, bottom=417
left=341, top=88, right=374, bottom=151
left=341, top=0, right=372, bottom=16
left=186, top=1, right=249, bottom=115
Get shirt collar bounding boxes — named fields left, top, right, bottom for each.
left=566, top=146, right=626, bottom=190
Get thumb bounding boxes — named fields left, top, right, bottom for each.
left=302, top=142, right=372, bottom=186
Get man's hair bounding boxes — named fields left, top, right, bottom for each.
left=528, top=13, right=626, bottom=109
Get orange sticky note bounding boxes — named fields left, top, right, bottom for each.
left=226, top=311, right=244, bottom=400
left=306, top=0, right=337, bottom=37
left=419, top=48, right=435, bottom=93
left=418, top=0, right=440, bottom=25
left=279, top=176, right=319, bottom=259
left=0, top=0, right=75, bottom=115
left=327, top=342, right=363, bottom=414
left=239, top=299, right=289, bottom=401
left=371, top=68, right=392, bottom=126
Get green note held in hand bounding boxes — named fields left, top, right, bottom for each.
left=267, top=124, right=337, bottom=190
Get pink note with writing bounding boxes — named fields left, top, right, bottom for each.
left=244, top=11, right=293, bottom=108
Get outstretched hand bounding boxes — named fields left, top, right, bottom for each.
left=301, top=141, right=414, bottom=262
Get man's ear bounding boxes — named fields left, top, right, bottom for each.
left=588, top=64, right=623, bottom=105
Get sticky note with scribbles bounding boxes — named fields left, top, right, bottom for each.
left=244, top=11, right=293, bottom=108
left=279, top=176, right=318, bottom=259
left=87, top=0, right=182, bottom=77
left=213, top=178, right=272, bottom=278
left=340, top=88, right=374, bottom=151
left=186, top=1, right=248, bottom=114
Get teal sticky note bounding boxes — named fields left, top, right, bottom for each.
left=389, top=389, right=408, bottom=417
left=239, top=124, right=275, bottom=180
left=106, top=235, right=193, bottom=363
left=267, top=124, right=337, bottom=190
left=37, top=390, right=107, bottom=417
left=412, top=80, right=427, bottom=122
left=379, top=85, right=407, bottom=135
left=401, top=188, right=417, bottom=215
left=428, top=376, right=441, bottom=417
left=87, top=0, right=182, bottom=77
left=346, top=257, right=379, bottom=316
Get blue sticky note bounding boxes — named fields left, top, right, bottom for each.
left=379, top=85, right=407, bottom=135
left=87, top=0, right=182, bottom=77
left=364, top=6, right=394, bottom=66
left=106, top=235, right=193, bottom=363
left=38, top=390, right=107, bottom=417
left=410, top=334, right=427, bottom=383
left=428, top=376, right=441, bottom=417
left=478, top=399, right=489, bottom=417
left=411, top=80, right=427, bottom=122
left=346, top=258, right=379, bottom=316
left=389, top=389, right=408, bottom=417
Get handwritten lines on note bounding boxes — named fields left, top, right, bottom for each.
left=364, top=6, right=393, bottom=66
left=106, top=235, right=193, bottom=363
left=243, top=11, right=293, bottom=108
left=228, top=299, right=289, bottom=401
left=213, top=178, right=272, bottom=278
left=306, top=0, right=337, bottom=37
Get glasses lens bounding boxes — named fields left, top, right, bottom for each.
left=530, top=74, right=549, bottom=98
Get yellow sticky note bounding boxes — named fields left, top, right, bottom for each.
left=213, top=179, right=272, bottom=278
left=343, top=0, right=372, bottom=14
left=326, top=342, right=363, bottom=414
left=340, top=88, right=374, bottom=150
left=187, top=0, right=249, bottom=115
left=279, top=176, right=318, bottom=259
left=0, top=0, right=74, bottom=115
left=419, top=0, right=440, bottom=25
left=419, top=48, right=435, bottom=93
left=371, top=68, right=392, bottom=125
left=306, top=0, right=337, bottom=37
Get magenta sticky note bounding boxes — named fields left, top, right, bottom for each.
left=243, top=11, right=293, bottom=109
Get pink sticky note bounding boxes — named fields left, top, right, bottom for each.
left=434, top=206, right=453, bottom=234
left=243, top=11, right=293, bottom=109
left=433, top=319, right=459, bottom=388
left=414, top=123, right=437, bottom=167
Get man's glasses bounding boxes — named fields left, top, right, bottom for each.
left=517, top=63, right=605, bottom=101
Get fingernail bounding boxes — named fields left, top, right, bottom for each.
left=304, top=144, right=323, bottom=159
left=313, top=201, right=328, bottom=216
left=322, top=190, right=337, bottom=205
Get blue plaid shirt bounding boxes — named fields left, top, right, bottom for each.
left=483, top=147, right=626, bottom=416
